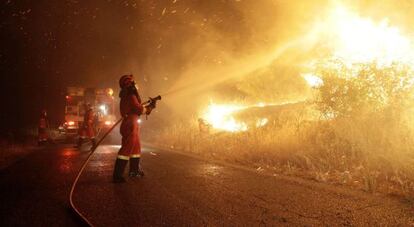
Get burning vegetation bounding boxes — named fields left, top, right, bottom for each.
left=200, top=102, right=274, bottom=132
left=146, top=1, right=414, bottom=197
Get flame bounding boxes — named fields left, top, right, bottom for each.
left=201, top=103, right=248, bottom=132
left=201, top=102, right=272, bottom=132
left=325, top=5, right=414, bottom=67
left=256, top=118, right=269, bottom=127
left=302, top=73, right=324, bottom=87
left=302, top=4, right=414, bottom=85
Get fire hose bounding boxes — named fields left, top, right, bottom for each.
left=69, top=117, right=122, bottom=226
left=69, top=95, right=161, bottom=226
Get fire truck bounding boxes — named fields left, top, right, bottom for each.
left=60, top=87, right=116, bottom=138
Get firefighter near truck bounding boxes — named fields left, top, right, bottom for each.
left=61, top=87, right=116, bottom=141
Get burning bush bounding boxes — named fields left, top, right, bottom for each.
left=148, top=62, right=414, bottom=197
left=312, top=62, right=414, bottom=194
left=317, top=62, right=414, bottom=118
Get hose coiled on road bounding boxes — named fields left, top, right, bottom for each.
left=69, top=118, right=123, bottom=227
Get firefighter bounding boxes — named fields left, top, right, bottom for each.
left=75, top=103, right=96, bottom=149
left=38, top=109, right=49, bottom=145
left=198, top=118, right=211, bottom=134
left=113, top=74, right=153, bottom=183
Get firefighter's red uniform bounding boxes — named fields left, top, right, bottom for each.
left=75, top=105, right=96, bottom=149
left=80, top=108, right=95, bottom=139
left=118, top=94, right=144, bottom=159
left=38, top=110, right=49, bottom=145
left=113, top=74, right=148, bottom=183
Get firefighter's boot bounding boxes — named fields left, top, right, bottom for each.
left=74, top=138, right=83, bottom=148
left=129, top=158, right=144, bottom=177
left=113, top=158, right=128, bottom=183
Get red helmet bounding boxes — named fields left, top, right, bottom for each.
left=119, top=74, right=133, bottom=88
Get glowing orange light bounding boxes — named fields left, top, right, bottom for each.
left=201, top=103, right=248, bottom=132
left=104, top=120, right=112, bottom=126
left=201, top=102, right=273, bottom=132
left=313, top=4, right=414, bottom=68
left=302, top=73, right=324, bottom=88
left=302, top=3, right=414, bottom=84
left=107, top=88, right=114, bottom=96
left=331, top=6, right=413, bottom=66
left=67, top=121, right=75, bottom=126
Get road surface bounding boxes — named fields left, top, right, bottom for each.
left=0, top=144, right=413, bottom=226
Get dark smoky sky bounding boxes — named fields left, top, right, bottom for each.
left=1, top=0, right=299, bottom=87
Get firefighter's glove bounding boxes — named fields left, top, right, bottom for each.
left=149, top=100, right=157, bottom=109
left=143, top=104, right=154, bottom=115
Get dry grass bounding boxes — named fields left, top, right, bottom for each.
left=147, top=108, right=414, bottom=198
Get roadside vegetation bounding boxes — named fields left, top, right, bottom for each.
left=147, top=63, right=414, bottom=198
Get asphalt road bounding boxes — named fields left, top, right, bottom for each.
left=0, top=144, right=413, bottom=226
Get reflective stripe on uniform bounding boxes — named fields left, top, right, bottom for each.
left=117, top=155, right=130, bottom=160
left=131, top=154, right=141, bottom=158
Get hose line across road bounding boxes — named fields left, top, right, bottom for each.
left=69, top=118, right=122, bottom=227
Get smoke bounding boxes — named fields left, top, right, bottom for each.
left=151, top=0, right=414, bottom=120
left=135, top=0, right=332, bottom=118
